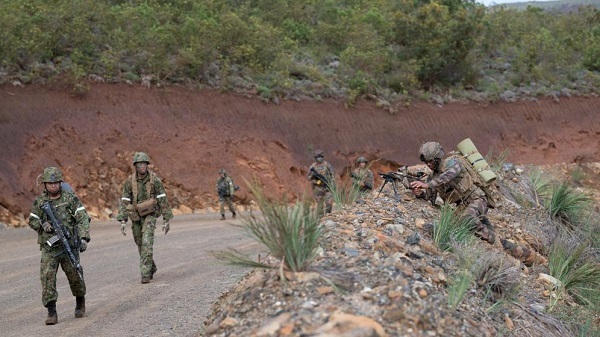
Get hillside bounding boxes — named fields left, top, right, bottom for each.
left=2, top=85, right=599, bottom=227
left=203, top=162, right=600, bottom=336
left=1, top=0, right=599, bottom=104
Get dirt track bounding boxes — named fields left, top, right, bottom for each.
left=0, top=214, right=256, bottom=337
left=1, top=84, right=599, bottom=225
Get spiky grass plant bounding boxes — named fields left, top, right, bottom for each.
left=546, top=182, right=590, bottom=226
left=548, top=240, right=600, bottom=307
left=433, top=205, right=475, bottom=251
left=214, top=182, right=323, bottom=272
left=329, top=175, right=362, bottom=209
left=528, top=168, right=551, bottom=207
left=447, top=269, right=474, bottom=310
left=485, top=149, right=509, bottom=174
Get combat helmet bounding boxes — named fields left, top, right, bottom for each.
left=41, top=167, right=63, bottom=183
left=219, top=168, right=227, bottom=175
left=419, top=142, right=445, bottom=162
left=356, top=156, right=368, bottom=164
left=313, top=149, right=325, bottom=158
left=132, top=152, right=150, bottom=164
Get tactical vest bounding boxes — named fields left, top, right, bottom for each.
left=440, top=153, right=500, bottom=208
left=129, top=172, right=157, bottom=219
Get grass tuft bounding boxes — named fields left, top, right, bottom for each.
left=433, top=205, right=475, bottom=251
left=214, top=181, right=323, bottom=272
left=528, top=168, right=551, bottom=207
left=548, top=239, right=600, bottom=307
left=329, top=176, right=362, bottom=209
left=546, top=182, right=590, bottom=227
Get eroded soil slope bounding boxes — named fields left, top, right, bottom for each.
left=1, top=84, right=599, bottom=225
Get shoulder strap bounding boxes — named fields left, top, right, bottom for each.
left=147, top=171, right=155, bottom=197
left=131, top=173, right=138, bottom=205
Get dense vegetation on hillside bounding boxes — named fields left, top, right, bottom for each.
left=1, top=0, right=599, bottom=102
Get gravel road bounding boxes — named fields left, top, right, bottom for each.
left=0, top=214, right=256, bottom=337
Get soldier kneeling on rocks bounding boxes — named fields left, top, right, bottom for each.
left=409, top=142, right=496, bottom=244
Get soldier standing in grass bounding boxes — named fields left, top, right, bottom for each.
left=28, top=167, right=90, bottom=325
left=351, top=156, right=374, bottom=193
left=307, top=150, right=335, bottom=214
left=217, top=169, right=237, bottom=220
left=410, top=142, right=496, bottom=244
left=117, top=152, right=173, bottom=284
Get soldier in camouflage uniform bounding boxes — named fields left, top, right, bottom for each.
left=351, top=157, right=374, bottom=193
left=410, top=142, right=496, bottom=244
left=307, top=150, right=335, bottom=214
left=28, top=167, right=90, bottom=325
left=217, top=169, right=237, bottom=220
left=117, top=152, right=173, bottom=284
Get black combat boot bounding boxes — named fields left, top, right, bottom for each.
left=141, top=276, right=151, bottom=284
left=150, top=264, right=157, bottom=280
left=232, top=212, right=236, bottom=219
left=220, top=214, right=226, bottom=220
left=75, top=296, right=85, bottom=318
left=45, top=301, right=57, bottom=325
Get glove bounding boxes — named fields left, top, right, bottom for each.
left=120, top=222, right=127, bottom=236
left=79, top=240, right=87, bottom=252
left=42, top=222, right=53, bottom=233
left=162, top=221, right=170, bottom=235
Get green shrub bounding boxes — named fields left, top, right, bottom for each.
left=214, top=182, right=322, bottom=272
left=546, top=182, right=590, bottom=226
left=448, top=269, right=474, bottom=310
left=329, top=177, right=362, bottom=210
left=549, top=240, right=600, bottom=307
left=528, top=168, right=551, bottom=206
left=433, top=205, right=475, bottom=251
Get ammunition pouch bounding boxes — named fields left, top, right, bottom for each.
left=126, top=204, right=141, bottom=221
left=136, top=198, right=157, bottom=217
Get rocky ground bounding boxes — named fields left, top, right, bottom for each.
left=202, top=162, right=600, bottom=337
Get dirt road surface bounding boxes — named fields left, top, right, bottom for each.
left=0, top=214, right=256, bottom=337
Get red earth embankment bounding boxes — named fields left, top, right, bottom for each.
left=1, top=84, right=599, bottom=225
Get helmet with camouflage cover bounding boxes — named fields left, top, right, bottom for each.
left=313, top=149, right=325, bottom=158
left=419, top=142, right=445, bottom=162
left=219, top=168, right=227, bottom=175
left=356, top=156, right=368, bottom=164
left=41, top=167, right=63, bottom=183
left=132, top=152, right=150, bottom=164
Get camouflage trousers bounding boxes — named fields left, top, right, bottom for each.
left=219, top=196, right=236, bottom=216
left=40, top=247, right=85, bottom=307
left=132, top=215, right=157, bottom=278
left=459, top=197, right=496, bottom=244
left=312, top=185, right=333, bottom=214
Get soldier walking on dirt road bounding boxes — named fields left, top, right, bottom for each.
left=117, top=152, right=173, bottom=284
left=217, top=169, right=237, bottom=220
left=28, top=167, right=91, bottom=325
left=410, top=142, right=496, bottom=244
left=307, top=150, right=335, bottom=214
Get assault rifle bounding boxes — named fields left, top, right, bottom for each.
left=41, top=201, right=84, bottom=282
left=309, top=167, right=332, bottom=190
left=377, top=167, right=427, bottom=198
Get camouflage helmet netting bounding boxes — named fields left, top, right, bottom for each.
left=419, top=142, right=445, bottom=162
left=41, top=167, right=63, bottom=183
left=132, top=152, right=150, bottom=164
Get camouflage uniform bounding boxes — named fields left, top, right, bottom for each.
left=351, top=157, right=374, bottom=193
left=28, top=168, right=90, bottom=310
left=217, top=171, right=237, bottom=219
left=117, top=154, right=173, bottom=281
left=419, top=142, right=496, bottom=244
left=308, top=151, right=335, bottom=214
